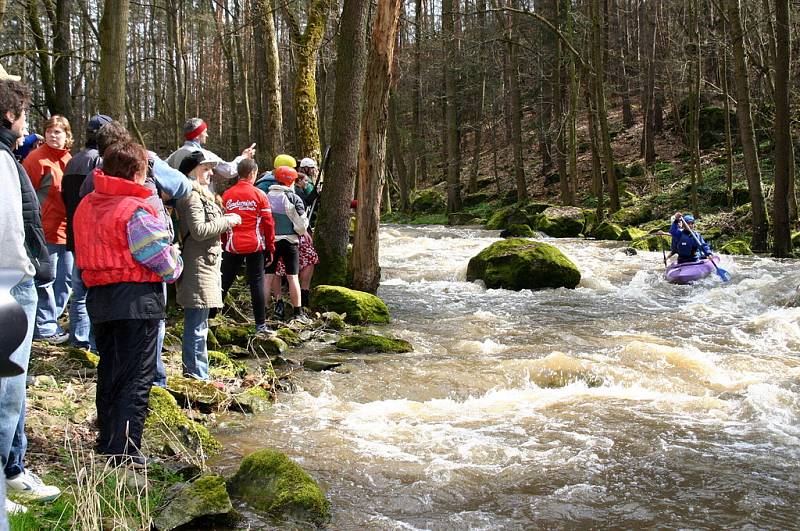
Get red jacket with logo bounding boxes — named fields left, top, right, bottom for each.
left=221, top=180, right=275, bottom=254
left=22, top=143, right=72, bottom=245
left=74, top=171, right=163, bottom=287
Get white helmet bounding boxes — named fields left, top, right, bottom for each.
left=299, top=157, right=317, bottom=169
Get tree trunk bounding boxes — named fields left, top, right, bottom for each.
left=728, top=0, right=769, bottom=251
left=719, top=17, right=735, bottom=208
left=468, top=0, right=488, bottom=195
left=389, top=91, right=410, bottom=212
left=259, top=0, right=283, bottom=161
left=772, top=0, right=792, bottom=256
left=505, top=0, right=527, bottom=202
left=591, top=0, right=619, bottom=213
left=412, top=0, right=427, bottom=187
left=284, top=0, right=330, bottom=161
left=313, top=0, right=369, bottom=286
left=352, top=0, right=403, bottom=293
left=640, top=0, right=657, bottom=165
left=98, top=0, right=130, bottom=120
left=442, top=0, right=462, bottom=212
left=54, top=0, right=73, bottom=121
left=688, top=0, right=701, bottom=214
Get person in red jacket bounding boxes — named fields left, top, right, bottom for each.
left=22, top=115, right=73, bottom=343
left=74, top=141, right=182, bottom=467
left=220, top=158, right=275, bottom=334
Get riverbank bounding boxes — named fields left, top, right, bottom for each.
left=11, top=284, right=401, bottom=529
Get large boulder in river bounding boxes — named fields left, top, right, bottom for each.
left=466, top=238, right=580, bottom=290
left=534, top=206, right=585, bottom=238
left=311, top=285, right=390, bottom=324
left=228, top=448, right=330, bottom=526
left=336, top=333, right=413, bottom=353
left=144, top=387, right=221, bottom=457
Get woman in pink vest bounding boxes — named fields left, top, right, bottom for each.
left=73, top=142, right=183, bottom=467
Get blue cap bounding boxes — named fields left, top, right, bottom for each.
left=683, top=215, right=695, bottom=223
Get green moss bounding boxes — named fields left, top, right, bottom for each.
left=252, top=336, right=288, bottom=357
left=335, top=333, right=413, bottom=353
left=276, top=328, right=301, bottom=346
left=233, top=386, right=272, bottom=414
left=66, top=347, right=99, bottom=369
left=619, top=227, right=648, bottom=241
left=592, top=222, right=624, bottom=240
left=229, top=448, right=330, bottom=526
left=718, top=239, right=753, bottom=255
left=208, top=350, right=247, bottom=379
left=631, top=234, right=671, bottom=252
left=485, top=205, right=515, bottom=230
left=409, top=213, right=449, bottom=225
left=144, top=386, right=222, bottom=457
left=153, top=474, right=232, bottom=530
left=311, top=285, right=390, bottom=324
left=610, top=204, right=654, bottom=226
left=792, top=232, right=800, bottom=248
left=211, top=324, right=253, bottom=348
left=535, top=206, right=585, bottom=238
left=466, top=238, right=581, bottom=290
left=410, top=188, right=446, bottom=214
left=166, top=376, right=227, bottom=411
left=503, top=224, right=535, bottom=237
left=320, top=311, right=347, bottom=330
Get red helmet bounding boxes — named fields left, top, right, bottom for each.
left=274, top=165, right=298, bottom=186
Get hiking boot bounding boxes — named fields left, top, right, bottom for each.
left=6, top=471, right=61, bottom=502
left=5, top=498, right=27, bottom=514
left=273, top=299, right=285, bottom=321
left=255, top=323, right=275, bottom=336
left=293, top=309, right=312, bottom=325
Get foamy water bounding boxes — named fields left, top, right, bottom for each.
left=214, top=225, right=800, bottom=529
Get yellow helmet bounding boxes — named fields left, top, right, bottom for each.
left=273, top=154, right=296, bottom=169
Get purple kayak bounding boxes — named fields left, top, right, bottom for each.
left=665, top=256, right=720, bottom=284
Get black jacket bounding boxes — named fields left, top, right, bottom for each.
left=61, top=147, right=100, bottom=252
left=0, top=127, right=52, bottom=282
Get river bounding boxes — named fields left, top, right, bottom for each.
left=215, top=224, right=800, bottom=529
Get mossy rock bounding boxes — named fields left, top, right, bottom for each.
left=631, top=234, right=671, bottom=252
left=208, top=350, right=247, bottom=379
left=335, top=333, right=413, bottom=353
left=66, top=347, right=99, bottom=369
left=411, top=188, right=446, bottom=214
left=232, top=386, right=272, bottom=414
left=144, top=386, right=222, bottom=457
left=153, top=474, right=232, bottom=531
left=251, top=336, right=288, bottom=358
left=320, top=312, right=347, bottom=331
left=718, top=239, right=753, bottom=255
left=500, top=224, right=535, bottom=238
left=466, top=238, right=580, bottom=290
left=276, top=328, right=302, bottom=347
left=592, top=222, right=624, bottom=241
left=166, top=376, right=228, bottom=412
left=639, top=219, right=672, bottom=233
left=582, top=209, right=598, bottom=235
left=610, top=204, right=654, bottom=226
left=628, top=162, right=645, bottom=178
left=303, top=358, right=343, bottom=372
left=619, top=227, right=648, bottom=241
left=228, top=448, right=331, bottom=526
left=311, top=286, right=390, bottom=324
left=535, top=206, right=585, bottom=238
left=485, top=205, right=516, bottom=230
left=792, top=232, right=800, bottom=248
left=211, top=324, right=252, bottom=348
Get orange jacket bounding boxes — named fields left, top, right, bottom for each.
left=22, top=143, right=71, bottom=245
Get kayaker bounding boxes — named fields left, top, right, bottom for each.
left=669, top=213, right=712, bottom=264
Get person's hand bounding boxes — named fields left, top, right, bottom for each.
left=241, top=143, right=256, bottom=159
left=224, top=213, right=242, bottom=226
left=264, top=251, right=273, bottom=267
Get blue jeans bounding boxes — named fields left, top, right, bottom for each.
left=69, top=264, right=94, bottom=350
left=34, top=243, right=73, bottom=337
left=0, top=279, right=36, bottom=478
left=153, top=283, right=167, bottom=387
left=182, top=308, right=210, bottom=380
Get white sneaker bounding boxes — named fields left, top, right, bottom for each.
left=5, top=497, right=27, bottom=514
left=6, top=471, right=61, bottom=502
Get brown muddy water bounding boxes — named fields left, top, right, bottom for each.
left=214, top=224, right=800, bottom=530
